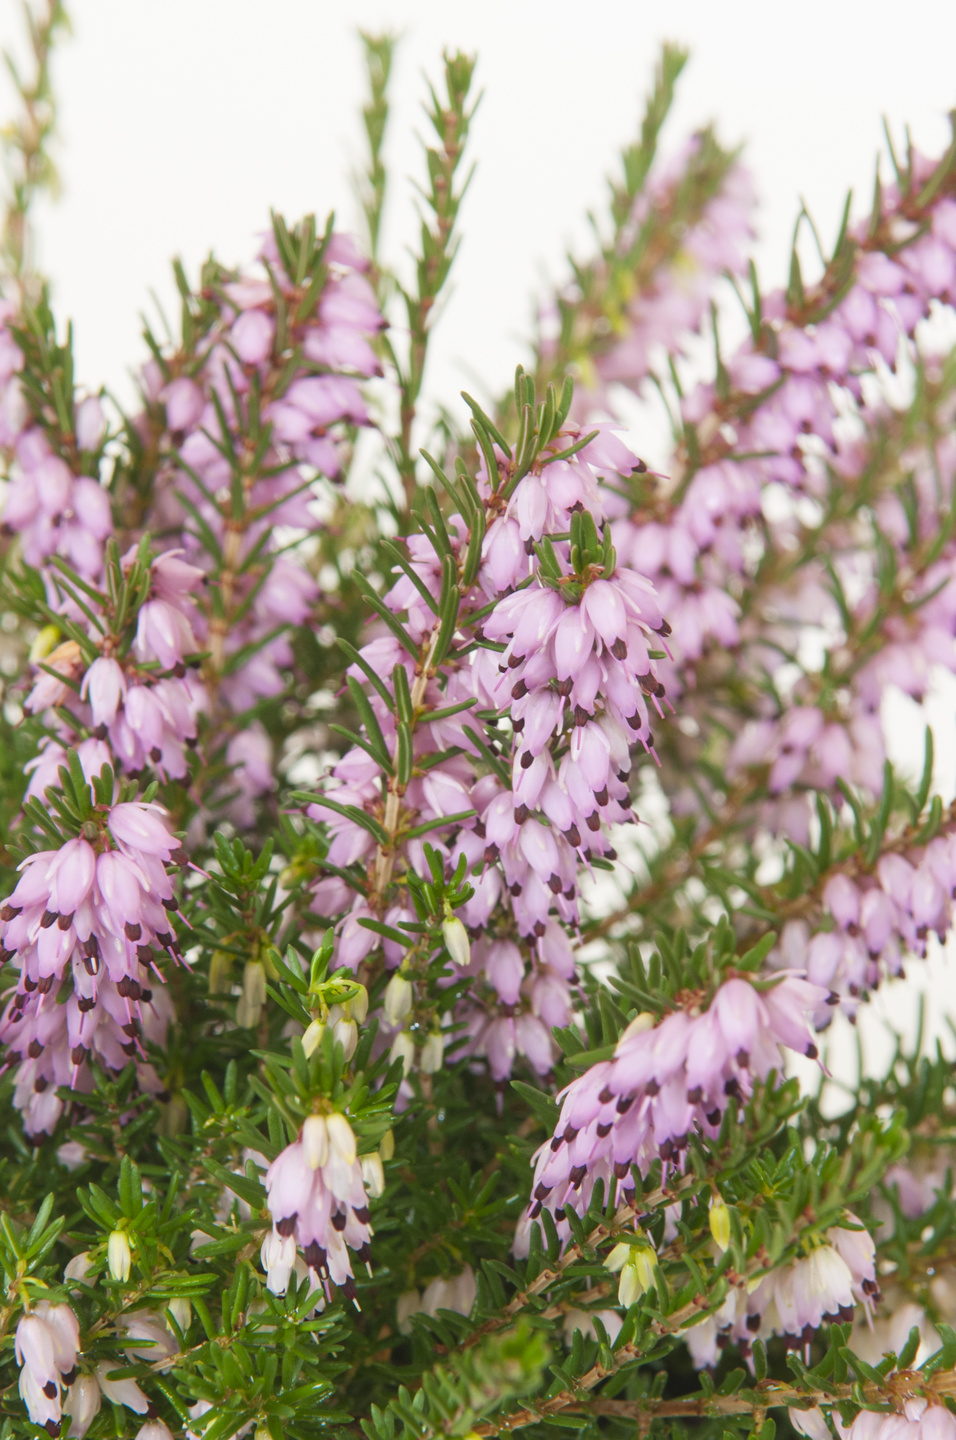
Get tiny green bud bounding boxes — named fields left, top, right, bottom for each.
left=29, top=623, right=61, bottom=664
left=709, top=1196, right=731, bottom=1252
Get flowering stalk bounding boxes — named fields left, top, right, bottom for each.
left=300, top=369, right=671, bottom=1088
left=0, top=758, right=184, bottom=1133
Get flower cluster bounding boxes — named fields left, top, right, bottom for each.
left=518, top=974, right=823, bottom=1253
left=684, top=1217, right=878, bottom=1364
left=136, top=227, right=384, bottom=819
left=23, top=548, right=207, bottom=784
left=0, top=794, right=183, bottom=1133
left=263, top=1113, right=372, bottom=1304
left=0, top=299, right=111, bottom=579
left=13, top=1295, right=173, bottom=1440
left=776, top=828, right=956, bottom=1020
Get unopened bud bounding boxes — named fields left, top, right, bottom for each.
left=396, top=1289, right=421, bottom=1334
left=380, top=1128, right=395, bottom=1161
left=442, top=914, right=471, bottom=968
left=236, top=960, right=267, bottom=1028
left=301, top=1018, right=325, bottom=1058
left=208, top=949, right=232, bottom=995
left=350, top=984, right=369, bottom=1024
left=332, top=1016, right=358, bottom=1061
left=617, top=1011, right=656, bottom=1046
left=709, top=1197, right=731, bottom=1252
left=605, top=1240, right=655, bottom=1308
left=29, top=624, right=61, bottom=665
left=302, top=1114, right=330, bottom=1169
left=390, top=1030, right=415, bottom=1076
left=107, top=1229, right=132, bottom=1282
left=384, top=973, right=413, bottom=1027
left=420, top=1031, right=444, bottom=1074
left=361, top=1152, right=385, bottom=1198
left=617, top=1257, right=646, bottom=1308
left=167, top=1297, right=191, bottom=1333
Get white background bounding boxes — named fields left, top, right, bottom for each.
left=1, top=0, right=955, bottom=417
left=3, top=0, right=956, bottom=1094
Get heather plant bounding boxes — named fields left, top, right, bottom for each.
left=4, top=11, right=956, bottom=1440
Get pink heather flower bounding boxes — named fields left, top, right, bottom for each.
left=22, top=552, right=206, bottom=784
left=0, top=797, right=182, bottom=1134
left=230, top=308, right=275, bottom=365
left=161, top=378, right=205, bottom=431
left=75, top=396, right=107, bottom=452
left=81, top=657, right=127, bottom=727
left=134, top=598, right=196, bottom=669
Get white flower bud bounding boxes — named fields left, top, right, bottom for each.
left=95, top=1362, right=149, bottom=1412
left=605, top=1240, right=655, bottom=1308
left=420, top=1031, right=444, bottom=1074
left=166, top=1297, right=191, bottom=1334
left=107, top=1230, right=132, bottom=1282
left=260, top=1230, right=296, bottom=1296
left=390, top=1030, right=416, bottom=1075
left=384, top=972, right=413, bottom=1027
left=380, top=1128, right=395, bottom=1161
left=361, top=1153, right=385, bottom=1198
left=605, top=1242, right=632, bottom=1273
left=302, top=1114, right=330, bottom=1169
left=136, top=1422, right=174, bottom=1440
left=442, top=914, right=471, bottom=967
left=301, top=1018, right=325, bottom=1057
left=396, top=1289, right=422, bottom=1334
left=76, top=395, right=107, bottom=451
left=332, top=1016, right=358, bottom=1060
left=617, top=1259, right=646, bottom=1308
left=56, top=1140, right=88, bottom=1172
